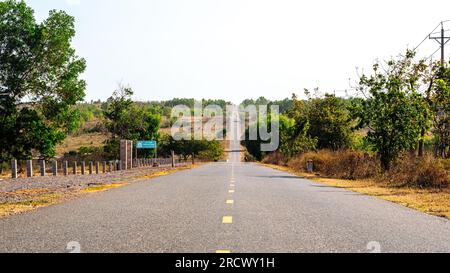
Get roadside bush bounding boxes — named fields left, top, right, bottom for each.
left=262, top=152, right=287, bottom=166
left=384, top=154, right=449, bottom=188
left=285, top=150, right=449, bottom=188
left=287, top=150, right=380, bottom=180
left=244, top=151, right=256, bottom=162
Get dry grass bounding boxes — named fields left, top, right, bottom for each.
left=80, top=183, right=128, bottom=193
left=0, top=192, right=66, bottom=218
left=56, top=133, right=108, bottom=156
left=287, top=150, right=381, bottom=180
left=383, top=154, right=449, bottom=188
left=262, top=163, right=450, bottom=219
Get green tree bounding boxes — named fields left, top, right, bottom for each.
left=432, top=64, right=450, bottom=157
left=278, top=114, right=316, bottom=159
left=306, top=94, right=353, bottom=150
left=103, top=85, right=161, bottom=158
left=358, top=51, right=429, bottom=170
left=0, top=0, right=86, bottom=161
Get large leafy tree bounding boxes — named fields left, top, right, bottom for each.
left=103, top=85, right=161, bottom=158
left=278, top=114, right=316, bottom=159
left=358, top=51, right=429, bottom=170
left=432, top=64, right=450, bottom=157
left=305, top=94, right=353, bottom=150
left=0, top=0, right=86, bottom=160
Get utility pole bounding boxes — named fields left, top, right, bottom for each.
left=429, top=22, right=450, bottom=66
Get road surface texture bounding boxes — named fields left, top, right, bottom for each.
left=1, top=109, right=450, bottom=253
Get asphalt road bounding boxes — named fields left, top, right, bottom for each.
left=1, top=111, right=450, bottom=253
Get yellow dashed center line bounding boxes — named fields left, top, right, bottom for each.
left=222, top=216, right=233, bottom=224
left=229, top=189, right=235, bottom=194
left=226, top=200, right=234, bottom=204
left=216, top=250, right=231, bottom=254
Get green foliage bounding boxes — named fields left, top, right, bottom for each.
left=278, top=114, right=317, bottom=159
left=432, top=65, right=450, bottom=157
left=241, top=97, right=294, bottom=113
left=103, top=85, right=161, bottom=158
left=301, top=94, right=353, bottom=150
left=0, top=0, right=86, bottom=160
left=357, top=51, right=429, bottom=170
left=159, top=134, right=224, bottom=161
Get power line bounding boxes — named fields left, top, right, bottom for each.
left=428, top=46, right=441, bottom=60
left=413, top=22, right=442, bottom=51
left=429, top=22, right=450, bottom=65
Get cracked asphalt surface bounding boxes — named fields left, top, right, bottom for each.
left=1, top=110, right=450, bottom=253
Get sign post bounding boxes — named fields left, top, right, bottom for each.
left=136, top=141, right=158, bottom=163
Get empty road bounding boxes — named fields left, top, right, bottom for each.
left=1, top=110, right=450, bottom=253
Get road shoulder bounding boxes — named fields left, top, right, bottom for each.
left=0, top=164, right=200, bottom=219
left=261, top=163, right=450, bottom=220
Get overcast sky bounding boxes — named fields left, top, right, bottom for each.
left=25, top=0, right=450, bottom=103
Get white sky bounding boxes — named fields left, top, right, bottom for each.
left=25, top=0, right=450, bottom=103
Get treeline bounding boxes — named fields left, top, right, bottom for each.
left=74, top=97, right=232, bottom=134
left=245, top=51, right=450, bottom=188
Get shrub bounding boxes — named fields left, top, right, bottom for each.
left=244, top=151, right=256, bottom=162
left=287, top=150, right=380, bottom=180
left=384, top=154, right=449, bottom=188
left=262, top=152, right=287, bottom=166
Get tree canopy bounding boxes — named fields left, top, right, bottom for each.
left=0, top=0, right=86, bottom=160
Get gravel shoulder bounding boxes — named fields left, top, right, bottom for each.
left=0, top=164, right=195, bottom=218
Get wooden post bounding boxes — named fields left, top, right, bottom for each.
left=81, top=162, right=86, bottom=175
left=63, top=161, right=68, bottom=176
left=11, top=160, right=17, bottom=179
left=307, top=160, right=314, bottom=173
left=39, top=160, right=46, bottom=177
left=96, top=162, right=100, bottom=175
left=73, top=162, right=77, bottom=175
left=89, top=162, right=93, bottom=175
left=52, top=160, right=58, bottom=176
left=26, top=160, right=33, bottom=178
left=108, top=161, right=113, bottom=173
left=102, top=161, right=106, bottom=173
left=171, top=151, right=175, bottom=168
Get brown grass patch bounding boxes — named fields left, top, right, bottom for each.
left=80, top=183, right=128, bottom=193
left=287, top=150, right=381, bottom=180
left=0, top=193, right=65, bottom=218
left=55, top=133, right=108, bottom=157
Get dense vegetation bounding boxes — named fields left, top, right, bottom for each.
left=0, top=0, right=86, bottom=164
left=246, top=51, right=450, bottom=187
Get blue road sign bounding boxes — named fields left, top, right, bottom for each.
left=136, top=141, right=157, bottom=149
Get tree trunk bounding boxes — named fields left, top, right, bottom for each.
left=418, top=128, right=425, bottom=157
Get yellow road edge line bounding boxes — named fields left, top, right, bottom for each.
left=216, top=250, right=231, bottom=254
left=222, top=216, right=233, bottom=224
